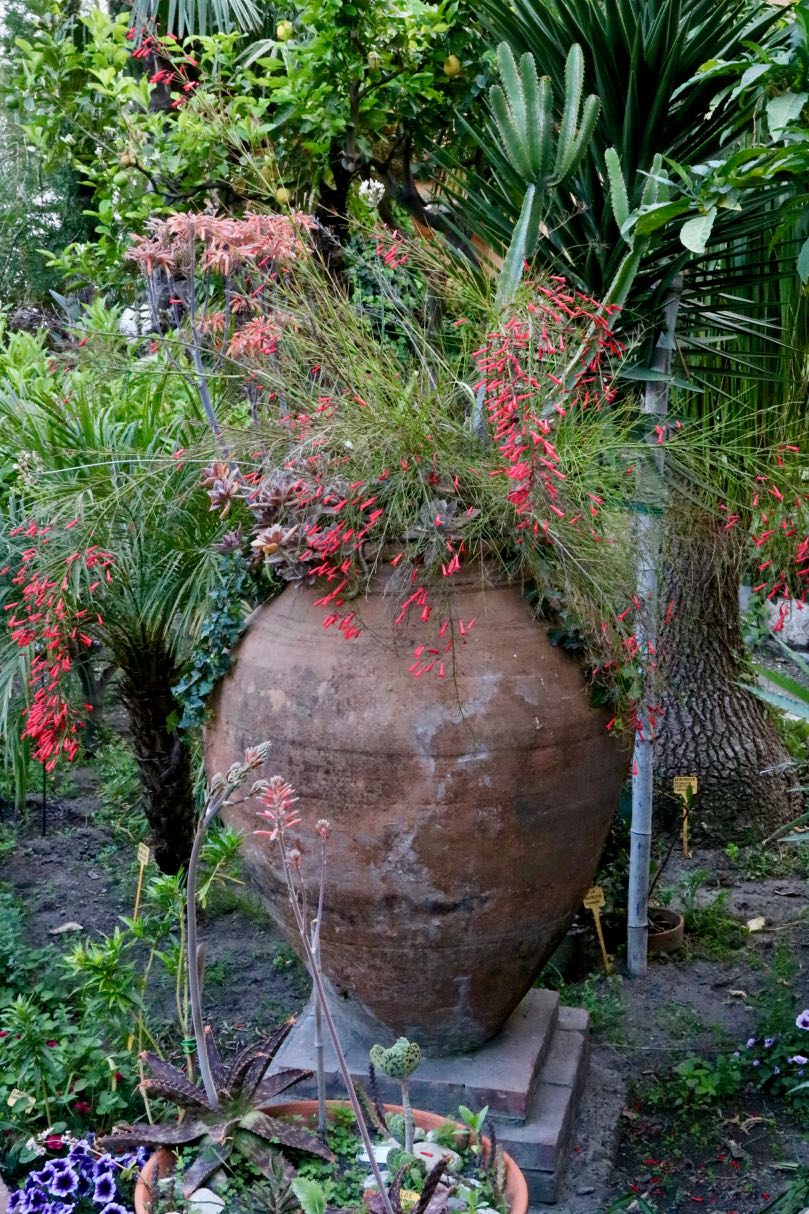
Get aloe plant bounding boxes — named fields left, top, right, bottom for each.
left=97, top=1022, right=331, bottom=1197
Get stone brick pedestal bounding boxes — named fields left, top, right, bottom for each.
left=271, top=988, right=588, bottom=1204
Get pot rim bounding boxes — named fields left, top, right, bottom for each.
left=133, top=1099, right=529, bottom=1214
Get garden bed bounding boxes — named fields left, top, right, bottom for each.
left=2, top=754, right=808, bottom=1213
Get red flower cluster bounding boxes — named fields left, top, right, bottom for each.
left=473, top=283, right=622, bottom=538
left=127, top=24, right=199, bottom=109
left=3, top=522, right=113, bottom=771
left=743, top=457, right=808, bottom=627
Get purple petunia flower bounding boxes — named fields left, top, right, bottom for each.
left=99, top=1203, right=129, bottom=1214
left=752, top=1059, right=761, bottom=1067
left=789, top=1054, right=809, bottom=1065
left=732, top=1051, right=740, bottom=1058
left=773, top=1066, right=781, bottom=1074
left=796, top=1009, right=809, bottom=1031
left=22, top=1189, right=48, bottom=1214
left=92, top=1174, right=117, bottom=1206
left=49, top=1165, right=79, bottom=1199
left=764, top=1037, right=776, bottom=1048
left=746, top=1037, right=756, bottom=1048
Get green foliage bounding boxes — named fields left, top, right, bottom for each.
left=0, top=890, right=142, bottom=1174
left=240, top=0, right=484, bottom=203
left=293, top=1107, right=369, bottom=1209
left=541, top=970, right=626, bottom=1040
left=94, top=737, right=148, bottom=844
left=291, top=1176, right=327, bottom=1214
left=63, top=822, right=245, bottom=1058
left=172, top=550, right=255, bottom=730
left=462, top=0, right=783, bottom=301
left=676, top=869, right=745, bottom=956
left=670, top=1054, right=744, bottom=1107
left=0, top=0, right=484, bottom=295
left=751, top=642, right=809, bottom=723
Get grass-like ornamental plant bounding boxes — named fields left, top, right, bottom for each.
left=97, top=1023, right=331, bottom=1197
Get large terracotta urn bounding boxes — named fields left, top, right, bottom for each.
left=207, top=570, right=627, bottom=1052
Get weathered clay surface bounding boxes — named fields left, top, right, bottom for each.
left=207, top=573, right=627, bottom=1052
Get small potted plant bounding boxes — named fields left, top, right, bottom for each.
left=99, top=748, right=529, bottom=1214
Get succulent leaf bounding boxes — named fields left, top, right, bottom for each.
left=206, top=1117, right=241, bottom=1145
left=369, top=1038, right=421, bottom=1080
left=496, top=42, right=526, bottom=133
left=140, top=1051, right=211, bottom=1110
left=203, top=1024, right=229, bottom=1092
left=239, top=1111, right=335, bottom=1161
left=181, top=1141, right=233, bottom=1199
left=413, top=1160, right=447, bottom=1214
left=224, top=1019, right=295, bottom=1094
left=140, top=1077, right=209, bottom=1110
left=97, top=1119, right=208, bottom=1150
left=254, top=1067, right=314, bottom=1105
left=233, top=1130, right=285, bottom=1179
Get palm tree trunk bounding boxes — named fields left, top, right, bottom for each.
left=654, top=507, right=799, bottom=839
left=120, top=664, right=196, bottom=874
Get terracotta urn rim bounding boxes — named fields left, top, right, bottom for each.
left=133, top=1100, right=529, bottom=1214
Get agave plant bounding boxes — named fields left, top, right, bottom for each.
left=97, top=1022, right=333, bottom=1197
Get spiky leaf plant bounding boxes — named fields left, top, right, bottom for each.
left=98, top=1022, right=332, bottom=1197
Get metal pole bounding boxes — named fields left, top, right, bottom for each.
left=626, top=278, right=681, bottom=977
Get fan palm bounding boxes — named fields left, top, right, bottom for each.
left=0, top=327, right=229, bottom=870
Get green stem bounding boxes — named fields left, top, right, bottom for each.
left=401, top=1077, right=413, bottom=1154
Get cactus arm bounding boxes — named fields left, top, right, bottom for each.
left=496, top=42, right=526, bottom=132
left=554, top=93, right=600, bottom=183
left=520, top=52, right=544, bottom=178
left=605, top=146, right=630, bottom=231
left=551, top=44, right=585, bottom=182
left=489, top=85, right=532, bottom=179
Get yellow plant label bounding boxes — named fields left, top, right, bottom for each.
left=583, top=885, right=606, bottom=911
left=673, top=775, right=698, bottom=798
left=137, top=842, right=151, bottom=867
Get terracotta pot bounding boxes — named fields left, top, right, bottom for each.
left=207, top=573, right=627, bottom=1051
left=134, top=1101, right=528, bottom=1214
left=648, top=907, right=685, bottom=955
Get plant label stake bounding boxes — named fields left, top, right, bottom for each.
left=673, top=777, right=697, bottom=858
left=133, top=842, right=151, bottom=921
left=583, top=885, right=612, bottom=974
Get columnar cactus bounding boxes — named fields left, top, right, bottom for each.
left=490, top=41, right=600, bottom=307
left=370, top=1037, right=422, bottom=1153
